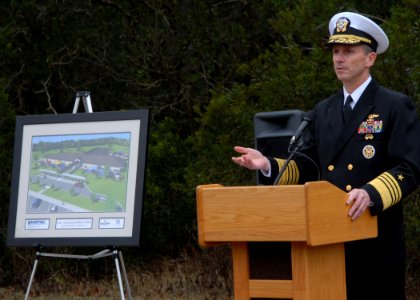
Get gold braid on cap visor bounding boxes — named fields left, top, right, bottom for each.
left=328, top=34, right=372, bottom=45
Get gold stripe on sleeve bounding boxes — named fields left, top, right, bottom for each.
left=274, top=158, right=300, bottom=185
left=367, top=172, right=402, bottom=210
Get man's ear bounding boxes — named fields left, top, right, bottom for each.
left=366, top=51, right=377, bottom=68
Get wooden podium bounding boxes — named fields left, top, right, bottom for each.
left=196, top=181, right=377, bottom=300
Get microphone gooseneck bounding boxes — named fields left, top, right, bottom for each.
left=273, top=113, right=315, bottom=185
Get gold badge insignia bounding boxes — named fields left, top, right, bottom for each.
left=397, top=174, right=404, bottom=181
left=336, top=17, right=349, bottom=32
left=368, top=114, right=380, bottom=119
left=362, top=145, right=375, bottom=159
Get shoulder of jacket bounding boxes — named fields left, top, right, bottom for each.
left=375, top=84, right=409, bottom=101
left=316, top=92, right=341, bottom=109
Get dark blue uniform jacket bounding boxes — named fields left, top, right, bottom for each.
left=267, top=79, right=420, bottom=300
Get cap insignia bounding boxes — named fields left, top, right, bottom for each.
left=336, top=17, right=350, bottom=33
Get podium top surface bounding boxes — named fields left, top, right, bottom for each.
left=196, top=181, right=377, bottom=246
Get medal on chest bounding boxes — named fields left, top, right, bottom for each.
left=362, top=145, right=375, bottom=159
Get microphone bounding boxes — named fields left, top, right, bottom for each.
left=289, top=112, right=313, bottom=147
left=274, top=111, right=315, bottom=185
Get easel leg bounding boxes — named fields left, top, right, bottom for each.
left=113, top=250, right=132, bottom=300
left=118, top=250, right=133, bottom=300
left=113, top=250, right=125, bottom=300
left=25, top=253, right=40, bottom=300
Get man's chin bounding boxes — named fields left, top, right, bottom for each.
left=335, top=72, right=348, bottom=81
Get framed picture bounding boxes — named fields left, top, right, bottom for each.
left=7, top=110, right=149, bottom=247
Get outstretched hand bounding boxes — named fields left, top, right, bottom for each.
left=231, top=146, right=270, bottom=172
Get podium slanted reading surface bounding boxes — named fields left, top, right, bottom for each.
left=196, top=181, right=377, bottom=300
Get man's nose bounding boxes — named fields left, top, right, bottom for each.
left=334, top=53, right=344, bottom=61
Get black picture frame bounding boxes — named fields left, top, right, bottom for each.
left=7, top=110, right=149, bottom=247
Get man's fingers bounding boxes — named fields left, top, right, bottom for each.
left=233, top=146, right=249, bottom=154
left=348, top=199, right=369, bottom=220
left=352, top=204, right=365, bottom=220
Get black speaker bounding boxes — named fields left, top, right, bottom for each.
left=253, top=109, right=305, bottom=185
left=250, top=110, right=305, bottom=291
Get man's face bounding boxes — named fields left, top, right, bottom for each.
left=332, top=44, right=376, bottom=85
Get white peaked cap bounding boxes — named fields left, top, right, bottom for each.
left=328, top=12, right=389, bottom=54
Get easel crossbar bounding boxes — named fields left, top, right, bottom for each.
left=37, top=249, right=113, bottom=260
left=25, top=248, right=132, bottom=300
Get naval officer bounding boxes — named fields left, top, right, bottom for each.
left=232, top=11, right=420, bottom=300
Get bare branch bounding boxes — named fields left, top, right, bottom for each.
left=35, top=74, right=58, bottom=114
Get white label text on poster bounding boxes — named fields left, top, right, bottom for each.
left=25, top=219, right=50, bottom=230
left=99, top=218, right=125, bottom=229
left=56, top=218, right=93, bottom=229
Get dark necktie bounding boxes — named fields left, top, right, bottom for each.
left=343, top=95, right=353, bottom=123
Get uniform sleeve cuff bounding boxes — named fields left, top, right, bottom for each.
left=362, top=184, right=383, bottom=216
left=256, top=157, right=278, bottom=185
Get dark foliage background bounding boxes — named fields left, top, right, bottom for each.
left=0, top=0, right=418, bottom=290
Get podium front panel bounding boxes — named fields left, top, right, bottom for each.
left=197, top=185, right=307, bottom=243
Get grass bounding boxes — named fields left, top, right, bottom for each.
left=1, top=245, right=418, bottom=300
left=0, top=246, right=233, bottom=300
